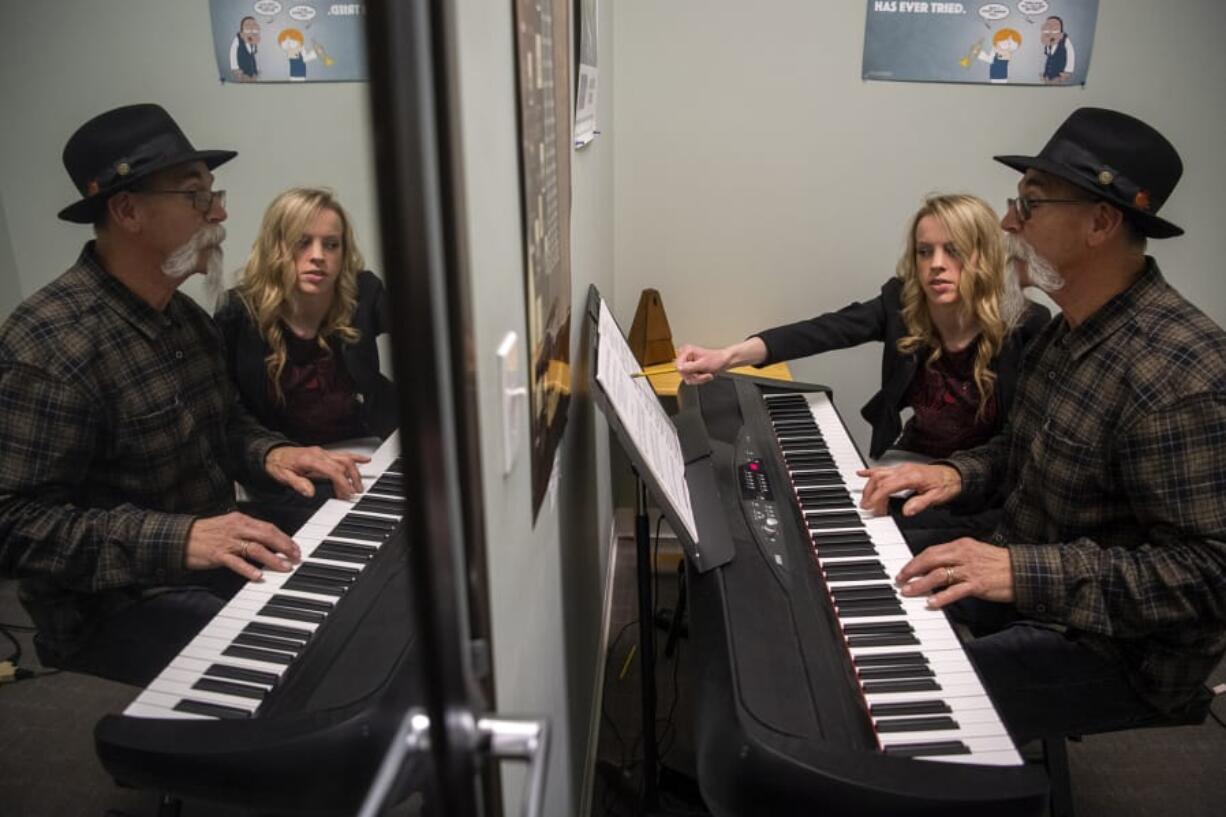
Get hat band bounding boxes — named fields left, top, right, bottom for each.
left=1045, top=138, right=1153, bottom=212
left=85, top=132, right=191, bottom=196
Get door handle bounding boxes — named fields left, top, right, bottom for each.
left=358, top=708, right=550, bottom=817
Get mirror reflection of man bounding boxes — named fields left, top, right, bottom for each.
left=229, top=16, right=261, bottom=82
left=1041, top=15, right=1076, bottom=84
left=0, top=104, right=368, bottom=686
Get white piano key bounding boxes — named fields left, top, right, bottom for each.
left=124, top=692, right=214, bottom=720
left=924, top=749, right=1024, bottom=767
left=146, top=676, right=261, bottom=713
left=884, top=734, right=1017, bottom=756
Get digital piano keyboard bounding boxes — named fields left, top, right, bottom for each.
left=94, top=434, right=423, bottom=815
left=678, top=375, right=1047, bottom=816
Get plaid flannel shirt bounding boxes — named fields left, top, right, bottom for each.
left=949, top=260, right=1226, bottom=711
left=0, top=243, right=287, bottom=657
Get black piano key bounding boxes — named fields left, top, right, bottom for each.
left=203, top=663, right=280, bottom=688
left=794, top=481, right=847, bottom=492
left=343, top=513, right=400, bottom=531
left=882, top=741, right=970, bottom=758
left=232, top=632, right=305, bottom=654
left=353, top=496, right=404, bottom=516
left=193, top=677, right=268, bottom=701
left=318, top=538, right=378, bottom=554
left=837, top=604, right=906, bottom=618
left=811, top=531, right=873, bottom=546
left=283, top=576, right=347, bottom=597
left=312, top=547, right=373, bottom=565
left=243, top=622, right=312, bottom=643
left=269, top=593, right=334, bottom=613
left=792, top=473, right=846, bottom=488
left=870, top=700, right=951, bottom=717
left=824, top=567, right=888, bottom=581
left=825, top=562, right=889, bottom=577
left=861, top=678, right=942, bottom=694
left=842, top=621, right=913, bottom=635
left=831, top=585, right=899, bottom=602
left=370, top=479, right=404, bottom=498
left=807, top=513, right=865, bottom=530
left=846, top=634, right=921, bottom=649
left=330, top=521, right=393, bottom=540
left=294, top=563, right=360, bottom=583
left=858, top=664, right=935, bottom=680
left=854, top=652, right=929, bottom=667
left=875, top=716, right=960, bottom=734
left=799, top=494, right=856, bottom=510
left=223, top=644, right=295, bottom=665
left=173, top=699, right=253, bottom=719
left=816, top=545, right=878, bottom=558
left=259, top=604, right=326, bottom=625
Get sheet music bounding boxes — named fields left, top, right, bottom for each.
left=595, top=300, right=698, bottom=544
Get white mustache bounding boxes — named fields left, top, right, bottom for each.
left=162, top=225, right=227, bottom=281
left=1004, top=233, right=1064, bottom=293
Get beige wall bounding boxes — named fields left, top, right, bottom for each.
left=612, top=0, right=1226, bottom=453
left=0, top=1, right=380, bottom=308
left=453, top=0, right=616, bottom=813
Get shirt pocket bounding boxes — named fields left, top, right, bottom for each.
left=1030, top=421, right=1108, bottom=497
left=112, top=399, right=197, bottom=473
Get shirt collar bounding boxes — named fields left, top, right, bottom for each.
left=1060, top=257, right=1164, bottom=360
left=78, top=241, right=178, bottom=340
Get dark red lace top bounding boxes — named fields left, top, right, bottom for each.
left=269, top=328, right=367, bottom=445
left=895, top=341, right=998, bottom=459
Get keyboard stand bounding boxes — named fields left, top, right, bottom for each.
left=633, top=473, right=661, bottom=812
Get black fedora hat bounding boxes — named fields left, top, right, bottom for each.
left=995, top=107, right=1183, bottom=238
left=58, top=104, right=236, bottom=224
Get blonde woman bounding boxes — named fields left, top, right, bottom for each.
left=676, top=193, right=1050, bottom=463
left=215, top=188, right=396, bottom=456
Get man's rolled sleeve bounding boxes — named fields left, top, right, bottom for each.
left=135, top=511, right=196, bottom=583
left=1009, top=542, right=1067, bottom=620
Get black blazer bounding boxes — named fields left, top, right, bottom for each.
left=214, top=270, right=398, bottom=442
left=755, top=277, right=1051, bottom=459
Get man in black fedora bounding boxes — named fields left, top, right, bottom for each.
left=858, top=107, right=1226, bottom=741
left=0, top=104, right=370, bottom=686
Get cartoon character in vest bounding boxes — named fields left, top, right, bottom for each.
left=278, top=28, right=317, bottom=82
left=229, top=16, right=261, bottom=82
left=977, top=27, right=1021, bottom=84
left=1041, top=16, right=1076, bottom=84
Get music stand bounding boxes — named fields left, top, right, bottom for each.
left=585, top=285, right=734, bottom=811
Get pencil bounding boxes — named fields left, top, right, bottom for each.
left=630, top=366, right=678, bottom=378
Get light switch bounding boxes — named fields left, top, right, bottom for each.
left=496, top=332, right=527, bottom=475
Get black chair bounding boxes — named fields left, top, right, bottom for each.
left=1040, top=685, right=1218, bottom=817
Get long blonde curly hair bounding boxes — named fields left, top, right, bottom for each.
left=896, top=193, right=1018, bottom=419
left=235, top=188, right=363, bottom=404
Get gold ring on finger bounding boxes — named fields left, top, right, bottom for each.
left=944, top=565, right=955, bottom=586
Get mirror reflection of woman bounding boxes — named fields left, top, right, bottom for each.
left=215, top=188, right=396, bottom=520
left=675, top=194, right=1050, bottom=545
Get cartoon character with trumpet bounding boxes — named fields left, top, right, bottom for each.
left=960, top=27, right=1022, bottom=84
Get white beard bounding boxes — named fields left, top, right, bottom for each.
left=1005, top=233, right=1065, bottom=293
left=162, top=225, right=227, bottom=303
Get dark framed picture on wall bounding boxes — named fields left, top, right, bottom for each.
left=514, top=0, right=573, bottom=520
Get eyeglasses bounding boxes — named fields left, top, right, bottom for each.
left=1007, top=196, right=1095, bottom=223
left=139, top=189, right=227, bottom=214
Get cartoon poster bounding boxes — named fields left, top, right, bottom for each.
left=514, top=0, right=573, bottom=520
left=208, top=1, right=368, bottom=83
left=574, top=0, right=599, bottom=148
left=862, top=0, right=1098, bottom=86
